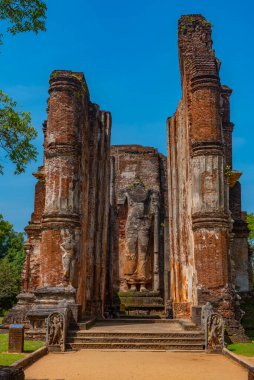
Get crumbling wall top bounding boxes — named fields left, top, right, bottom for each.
left=49, top=70, right=90, bottom=96
left=178, top=14, right=219, bottom=87
left=178, top=14, right=212, bottom=41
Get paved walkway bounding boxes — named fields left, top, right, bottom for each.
left=25, top=351, right=248, bottom=380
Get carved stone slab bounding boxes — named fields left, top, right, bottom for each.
left=206, top=312, right=224, bottom=352
left=46, top=312, right=66, bottom=352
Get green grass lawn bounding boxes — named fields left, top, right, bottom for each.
left=228, top=342, right=254, bottom=357
left=0, top=353, right=25, bottom=366
left=0, top=333, right=44, bottom=366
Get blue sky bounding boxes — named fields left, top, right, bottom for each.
left=0, top=0, right=253, bottom=232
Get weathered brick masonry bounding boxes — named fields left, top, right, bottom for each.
left=167, top=15, right=251, bottom=337
left=6, top=70, right=111, bottom=324
left=5, top=16, right=252, bottom=341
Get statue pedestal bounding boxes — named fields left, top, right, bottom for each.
left=117, top=291, right=165, bottom=317
left=25, top=287, right=80, bottom=340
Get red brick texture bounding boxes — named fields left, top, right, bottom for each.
left=22, top=71, right=111, bottom=318
left=167, top=15, right=250, bottom=330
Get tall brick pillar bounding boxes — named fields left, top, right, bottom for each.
left=189, top=65, right=231, bottom=312
left=28, top=71, right=87, bottom=324
left=181, top=16, right=234, bottom=318
left=4, top=69, right=112, bottom=326
left=40, top=71, right=84, bottom=290
left=168, top=16, right=247, bottom=339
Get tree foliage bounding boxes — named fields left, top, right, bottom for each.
left=0, top=90, right=38, bottom=174
left=0, top=214, right=25, bottom=311
left=0, top=212, right=13, bottom=257
left=247, top=213, right=254, bottom=249
left=0, top=0, right=46, bottom=44
left=0, top=0, right=47, bottom=174
left=0, top=258, right=21, bottom=310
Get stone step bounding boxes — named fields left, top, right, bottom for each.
left=79, top=319, right=199, bottom=330
left=68, top=331, right=205, bottom=339
left=66, top=319, right=204, bottom=352
left=66, top=342, right=205, bottom=351
left=66, top=337, right=205, bottom=344
left=66, top=318, right=205, bottom=352
left=94, top=318, right=184, bottom=326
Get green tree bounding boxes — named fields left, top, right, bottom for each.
left=0, top=258, right=21, bottom=310
left=0, top=214, right=25, bottom=310
left=0, top=0, right=47, bottom=174
left=247, top=213, right=254, bottom=249
left=0, top=91, right=38, bottom=174
left=0, top=212, right=13, bottom=257
left=0, top=0, right=46, bottom=43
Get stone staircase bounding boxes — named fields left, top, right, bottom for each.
left=66, top=319, right=205, bottom=351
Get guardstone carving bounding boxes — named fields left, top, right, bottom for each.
left=46, top=312, right=65, bottom=352
left=206, top=312, right=224, bottom=352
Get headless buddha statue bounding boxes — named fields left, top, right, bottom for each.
left=122, top=183, right=159, bottom=292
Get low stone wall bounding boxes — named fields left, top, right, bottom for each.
left=12, top=347, right=47, bottom=370
left=25, top=329, right=45, bottom=341
left=249, top=369, right=254, bottom=380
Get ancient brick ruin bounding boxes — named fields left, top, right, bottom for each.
left=108, top=145, right=169, bottom=315
left=8, top=71, right=111, bottom=325
left=167, top=15, right=251, bottom=337
left=6, top=15, right=252, bottom=342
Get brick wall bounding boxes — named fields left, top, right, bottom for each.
left=167, top=15, right=249, bottom=328
left=21, top=70, right=111, bottom=318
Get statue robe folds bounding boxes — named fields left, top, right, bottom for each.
left=121, top=184, right=160, bottom=292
